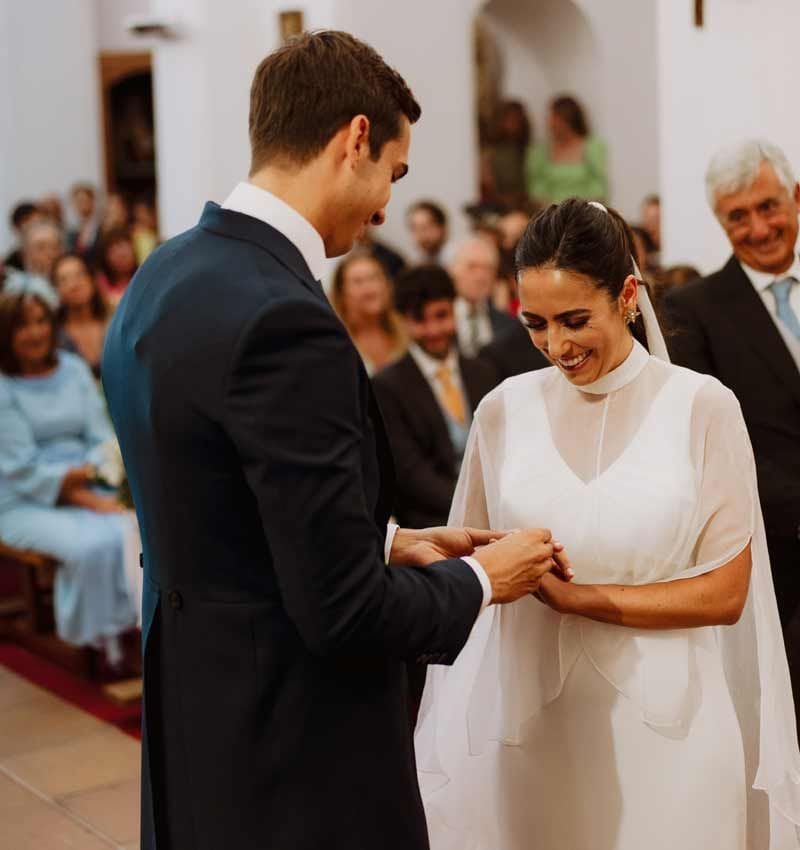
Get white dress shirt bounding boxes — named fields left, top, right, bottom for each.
left=223, top=182, right=492, bottom=612
left=408, top=343, right=468, bottom=417
left=454, top=296, right=493, bottom=357
left=740, top=254, right=800, bottom=370
left=222, top=181, right=327, bottom=281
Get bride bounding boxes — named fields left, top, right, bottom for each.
left=415, top=199, right=800, bottom=849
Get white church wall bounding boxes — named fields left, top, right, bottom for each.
left=334, top=0, right=482, bottom=257
left=658, top=0, right=800, bottom=273
left=97, top=0, right=153, bottom=52
left=0, top=0, right=101, bottom=255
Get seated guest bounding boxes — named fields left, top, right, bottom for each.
left=331, top=249, right=406, bottom=374
left=479, top=319, right=550, bottom=383
left=526, top=94, right=607, bottom=204
left=131, top=196, right=159, bottom=264
left=39, top=194, right=65, bottom=229
left=53, top=253, right=109, bottom=378
left=0, top=285, right=138, bottom=660
left=651, top=263, right=700, bottom=311
left=4, top=202, right=42, bottom=270
left=99, top=192, right=130, bottom=238
left=355, top=226, right=406, bottom=280
left=22, top=219, right=63, bottom=280
left=68, top=182, right=100, bottom=259
left=96, top=228, right=138, bottom=307
left=373, top=264, right=496, bottom=529
left=406, top=199, right=450, bottom=264
left=450, top=235, right=516, bottom=356
left=640, top=193, right=661, bottom=266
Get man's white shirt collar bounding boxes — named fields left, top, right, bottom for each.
left=409, top=342, right=459, bottom=382
left=222, top=182, right=327, bottom=282
left=740, top=254, right=800, bottom=293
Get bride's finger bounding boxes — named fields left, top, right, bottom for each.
left=551, top=552, right=575, bottom=581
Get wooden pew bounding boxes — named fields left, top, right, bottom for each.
left=0, top=540, right=94, bottom=675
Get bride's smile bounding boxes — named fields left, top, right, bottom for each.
left=518, top=265, right=637, bottom=386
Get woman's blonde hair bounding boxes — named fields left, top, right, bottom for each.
left=330, top=249, right=406, bottom=347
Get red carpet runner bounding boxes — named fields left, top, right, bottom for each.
left=0, top=641, right=141, bottom=740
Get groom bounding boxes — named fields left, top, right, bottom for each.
left=103, top=31, right=564, bottom=850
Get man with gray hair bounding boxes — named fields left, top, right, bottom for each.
left=667, top=139, right=800, bottom=722
left=450, top=235, right=516, bottom=357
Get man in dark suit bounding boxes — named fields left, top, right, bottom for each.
left=479, top=319, right=550, bottom=382
left=450, top=235, right=517, bottom=356
left=667, top=139, right=800, bottom=721
left=102, top=32, right=567, bottom=850
left=374, top=265, right=497, bottom=530
left=374, top=264, right=497, bottom=721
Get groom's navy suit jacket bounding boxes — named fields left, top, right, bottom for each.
left=102, top=203, right=483, bottom=850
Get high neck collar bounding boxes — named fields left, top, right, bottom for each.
left=561, top=339, right=651, bottom=395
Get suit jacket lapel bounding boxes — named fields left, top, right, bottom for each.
left=398, top=356, right=457, bottom=471
left=366, top=383, right=396, bottom=529
left=198, top=202, right=326, bottom=304
left=722, top=257, right=800, bottom=403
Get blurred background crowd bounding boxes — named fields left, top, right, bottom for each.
left=0, top=1, right=797, bottom=722
left=0, top=99, right=697, bottom=669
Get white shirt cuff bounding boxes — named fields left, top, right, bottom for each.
left=462, top=555, right=492, bottom=614
left=385, top=522, right=399, bottom=565
left=385, top=524, right=491, bottom=612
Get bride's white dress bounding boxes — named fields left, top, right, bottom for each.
left=416, top=341, right=800, bottom=850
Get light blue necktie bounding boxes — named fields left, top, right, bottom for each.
left=770, top=277, right=800, bottom=341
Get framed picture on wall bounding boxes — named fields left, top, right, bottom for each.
left=279, top=11, right=304, bottom=43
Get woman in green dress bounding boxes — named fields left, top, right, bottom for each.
left=526, top=95, right=607, bottom=204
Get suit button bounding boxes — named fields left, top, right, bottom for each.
left=139, top=553, right=144, bottom=569
left=168, top=590, right=183, bottom=610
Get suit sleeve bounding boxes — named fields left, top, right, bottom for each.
left=664, top=289, right=717, bottom=375
left=223, top=295, right=483, bottom=660
left=372, top=378, right=456, bottom=519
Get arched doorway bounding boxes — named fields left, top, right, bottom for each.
left=474, top=0, right=659, bottom=221
left=474, top=0, right=601, bottom=205
left=99, top=53, right=157, bottom=208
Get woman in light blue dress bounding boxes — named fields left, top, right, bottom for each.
left=0, top=284, right=137, bottom=656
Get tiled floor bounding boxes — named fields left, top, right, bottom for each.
left=0, top=664, right=140, bottom=849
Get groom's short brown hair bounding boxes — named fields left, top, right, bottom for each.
left=248, top=30, right=421, bottom=173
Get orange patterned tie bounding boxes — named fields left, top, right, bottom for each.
left=436, top=365, right=466, bottom=425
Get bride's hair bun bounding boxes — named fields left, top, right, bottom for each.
left=515, top=198, right=650, bottom=348
left=515, top=198, right=636, bottom=299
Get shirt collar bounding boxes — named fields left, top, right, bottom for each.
left=739, top=254, right=800, bottom=293
left=409, top=342, right=459, bottom=381
left=221, top=182, right=327, bottom=282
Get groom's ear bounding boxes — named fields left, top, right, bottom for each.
left=341, top=115, right=372, bottom=170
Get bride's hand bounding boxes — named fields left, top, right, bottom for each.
left=534, top=571, right=583, bottom=614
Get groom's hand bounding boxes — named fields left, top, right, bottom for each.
left=473, top=529, right=573, bottom=604
left=389, top=526, right=509, bottom=568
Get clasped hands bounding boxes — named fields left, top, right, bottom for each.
left=389, top=526, right=575, bottom=606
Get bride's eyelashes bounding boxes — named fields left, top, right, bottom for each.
left=523, top=318, right=590, bottom=332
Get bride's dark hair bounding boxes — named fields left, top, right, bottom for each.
left=515, top=198, right=651, bottom=349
